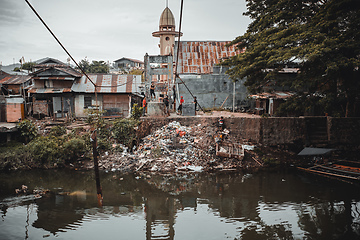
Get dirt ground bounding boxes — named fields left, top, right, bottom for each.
left=168, top=110, right=261, bottom=119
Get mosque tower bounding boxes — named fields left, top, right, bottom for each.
left=152, top=6, right=182, bottom=56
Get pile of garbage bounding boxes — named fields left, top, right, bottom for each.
left=95, top=121, right=246, bottom=173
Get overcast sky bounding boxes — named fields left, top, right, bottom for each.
left=0, top=0, right=251, bottom=66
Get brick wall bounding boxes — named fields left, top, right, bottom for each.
left=33, top=100, right=49, bottom=115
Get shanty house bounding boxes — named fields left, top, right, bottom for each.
left=114, top=58, right=144, bottom=72
left=71, top=74, right=143, bottom=118
left=248, top=67, right=299, bottom=116
left=0, top=75, right=32, bottom=96
left=28, top=63, right=82, bottom=118
left=0, top=74, right=31, bottom=122
left=174, top=41, right=248, bottom=109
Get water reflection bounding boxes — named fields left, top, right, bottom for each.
left=0, top=169, right=360, bottom=240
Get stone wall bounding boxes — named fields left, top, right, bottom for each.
left=261, top=117, right=306, bottom=146
left=328, top=117, right=360, bottom=146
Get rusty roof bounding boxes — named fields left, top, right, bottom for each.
left=32, top=65, right=82, bottom=78
left=71, top=74, right=142, bottom=94
left=0, top=75, right=31, bottom=85
left=34, top=57, right=65, bottom=65
left=114, top=57, right=144, bottom=64
left=28, top=88, right=72, bottom=94
left=33, top=76, right=76, bottom=81
left=174, top=41, right=243, bottom=74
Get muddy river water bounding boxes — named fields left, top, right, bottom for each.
left=0, top=169, right=359, bottom=240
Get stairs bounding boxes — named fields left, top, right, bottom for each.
left=306, top=117, right=328, bottom=146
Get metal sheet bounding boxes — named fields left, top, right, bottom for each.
left=28, top=88, right=71, bottom=94
left=71, top=74, right=141, bottom=94
left=298, top=147, right=335, bottom=156
left=33, top=76, right=75, bottom=81
left=174, top=41, right=243, bottom=74
left=32, top=65, right=82, bottom=78
left=0, top=75, right=31, bottom=85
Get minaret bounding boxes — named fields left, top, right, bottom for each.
left=152, top=7, right=182, bottom=56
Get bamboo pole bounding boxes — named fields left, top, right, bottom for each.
left=90, top=128, right=103, bottom=206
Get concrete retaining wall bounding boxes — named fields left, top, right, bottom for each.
left=141, top=116, right=360, bottom=147
left=328, top=117, right=360, bottom=145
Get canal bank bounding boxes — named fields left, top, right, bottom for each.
left=0, top=112, right=359, bottom=172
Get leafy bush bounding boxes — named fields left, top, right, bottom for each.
left=112, top=118, right=139, bottom=148
left=131, top=103, right=143, bottom=120
left=97, top=138, right=112, bottom=153
left=85, top=108, right=106, bottom=127
left=17, top=120, right=37, bottom=143
left=49, top=125, right=67, bottom=137
left=0, top=144, right=31, bottom=171
left=26, top=136, right=62, bottom=166
left=62, top=138, right=87, bottom=163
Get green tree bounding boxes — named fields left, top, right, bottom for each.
left=224, top=0, right=360, bottom=117
left=77, top=59, right=91, bottom=73
left=77, top=59, right=109, bottom=74
left=22, top=62, right=36, bottom=71
left=90, top=60, right=109, bottom=73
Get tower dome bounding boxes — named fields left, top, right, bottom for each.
left=159, top=7, right=175, bottom=28
left=152, top=6, right=182, bottom=56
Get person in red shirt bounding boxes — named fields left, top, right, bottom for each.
left=177, top=96, right=184, bottom=114
left=142, top=97, right=147, bottom=116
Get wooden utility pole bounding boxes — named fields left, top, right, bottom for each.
left=90, top=128, right=103, bottom=206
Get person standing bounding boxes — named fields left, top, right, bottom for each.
left=172, top=85, right=177, bottom=110
left=177, top=96, right=184, bottom=114
left=193, top=96, right=198, bottom=114
left=218, top=116, right=224, bottom=130
left=163, top=95, right=169, bottom=116
left=142, top=96, right=147, bottom=116
left=150, top=83, right=156, bottom=100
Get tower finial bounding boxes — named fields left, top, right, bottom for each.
left=166, top=0, right=168, bottom=8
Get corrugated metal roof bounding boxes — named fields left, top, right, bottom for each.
left=71, top=74, right=142, bottom=94
left=32, top=65, right=82, bottom=78
left=28, top=88, right=72, bottom=94
left=33, top=76, right=75, bottom=81
left=0, top=75, right=31, bottom=85
left=114, top=57, right=144, bottom=64
left=174, top=41, right=243, bottom=74
left=34, top=57, right=65, bottom=65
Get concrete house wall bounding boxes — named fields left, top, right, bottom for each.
left=177, top=72, right=248, bottom=109
left=6, top=96, right=24, bottom=122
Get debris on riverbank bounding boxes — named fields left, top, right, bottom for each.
left=83, top=121, right=260, bottom=173
left=1, top=115, right=304, bottom=173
